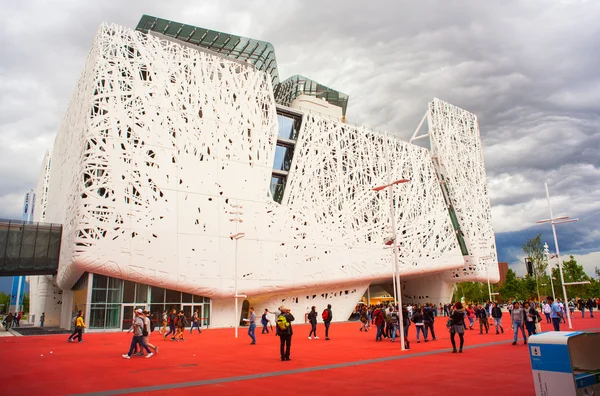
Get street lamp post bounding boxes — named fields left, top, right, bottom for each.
left=229, top=203, right=244, bottom=338
left=536, top=182, right=579, bottom=330
left=543, top=243, right=556, bottom=301
left=373, top=176, right=409, bottom=351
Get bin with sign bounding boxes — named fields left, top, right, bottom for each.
left=529, top=331, right=600, bottom=396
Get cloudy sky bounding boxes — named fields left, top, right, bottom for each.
left=1, top=0, right=599, bottom=292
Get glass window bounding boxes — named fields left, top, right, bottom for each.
left=91, top=289, right=107, bottom=304
left=93, top=274, right=107, bottom=289
left=277, top=115, right=299, bottom=140
left=136, top=283, right=148, bottom=303
left=150, top=286, right=165, bottom=304
left=273, top=144, right=294, bottom=172
left=105, top=304, right=121, bottom=328
left=107, top=278, right=122, bottom=303
left=165, top=289, right=181, bottom=303
left=123, top=281, right=135, bottom=303
left=270, top=176, right=286, bottom=203
left=89, top=305, right=106, bottom=329
left=182, top=293, right=193, bottom=303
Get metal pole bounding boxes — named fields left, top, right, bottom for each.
left=383, top=139, right=398, bottom=306
left=389, top=185, right=405, bottom=350
left=544, top=243, right=556, bottom=301
left=545, top=183, right=572, bottom=329
left=234, top=236, right=238, bottom=338
left=383, top=134, right=405, bottom=351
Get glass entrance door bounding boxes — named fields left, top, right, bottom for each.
left=122, top=305, right=135, bottom=330
left=183, top=304, right=205, bottom=328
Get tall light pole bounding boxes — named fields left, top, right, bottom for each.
left=543, top=243, right=556, bottom=301
left=229, top=203, right=244, bottom=338
left=536, top=182, right=579, bottom=329
left=373, top=177, right=409, bottom=351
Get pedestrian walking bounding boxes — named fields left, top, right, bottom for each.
left=40, top=312, right=45, bottom=327
left=322, top=304, right=332, bottom=340
left=276, top=307, right=294, bottom=361
left=261, top=309, right=271, bottom=334
left=412, top=307, right=426, bottom=343
left=587, top=298, right=596, bottom=318
left=511, top=302, right=527, bottom=345
left=165, top=309, right=177, bottom=340
left=476, top=304, right=489, bottom=334
left=307, top=306, right=318, bottom=339
left=142, top=310, right=159, bottom=355
left=190, top=309, right=202, bottom=334
left=548, top=296, right=562, bottom=331
left=449, top=302, right=466, bottom=353
left=122, top=309, right=153, bottom=359
left=491, top=302, right=504, bottom=334
left=246, top=307, right=257, bottom=344
left=423, top=305, right=436, bottom=341
left=67, top=310, right=86, bottom=343
left=524, top=302, right=541, bottom=337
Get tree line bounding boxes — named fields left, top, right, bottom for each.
left=454, top=234, right=600, bottom=303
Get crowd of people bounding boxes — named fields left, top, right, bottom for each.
left=35, top=293, right=596, bottom=361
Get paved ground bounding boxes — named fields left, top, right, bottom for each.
left=1, top=313, right=598, bottom=395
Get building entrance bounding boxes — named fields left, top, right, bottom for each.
left=121, top=304, right=146, bottom=330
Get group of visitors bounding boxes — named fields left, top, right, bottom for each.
left=1, top=311, right=23, bottom=330
left=55, top=293, right=598, bottom=362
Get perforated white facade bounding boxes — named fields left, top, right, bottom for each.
left=36, top=23, right=498, bottom=328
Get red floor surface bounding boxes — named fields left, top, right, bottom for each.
left=2, top=314, right=599, bottom=395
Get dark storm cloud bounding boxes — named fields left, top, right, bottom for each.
left=0, top=1, right=598, bottom=270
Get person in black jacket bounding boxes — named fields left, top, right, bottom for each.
left=449, top=302, right=466, bottom=353
left=491, top=302, right=504, bottom=334
left=476, top=304, right=489, bottom=334
left=423, top=305, right=436, bottom=341
left=307, top=306, right=318, bottom=339
left=277, top=307, right=295, bottom=361
left=587, top=298, right=596, bottom=318
left=412, top=307, right=425, bottom=343
left=322, top=304, right=332, bottom=340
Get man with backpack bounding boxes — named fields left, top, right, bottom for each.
left=322, top=304, right=332, bottom=340
left=276, top=307, right=294, bottom=361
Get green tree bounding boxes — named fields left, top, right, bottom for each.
left=499, top=268, right=521, bottom=301
left=454, top=282, right=488, bottom=304
left=551, top=255, right=591, bottom=299
left=522, top=234, right=548, bottom=301
left=0, top=292, right=10, bottom=314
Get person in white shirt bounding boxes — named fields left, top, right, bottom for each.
left=542, top=302, right=552, bottom=323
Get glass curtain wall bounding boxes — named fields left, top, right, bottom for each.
left=271, top=109, right=303, bottom=203
left=85, top=274, right=211, bottom=329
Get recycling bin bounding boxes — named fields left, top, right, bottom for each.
left=529, top=331, right=600, bottom=396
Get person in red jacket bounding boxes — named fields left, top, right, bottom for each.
left=373, top=306, right=385, bottom=342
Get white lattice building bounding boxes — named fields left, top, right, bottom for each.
left=30, top=16, right=498, bottom=330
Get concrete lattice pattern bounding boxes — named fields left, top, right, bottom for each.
left=428, top=98, right=499, bottom=283
left=38, top=23, right=498, bottom=326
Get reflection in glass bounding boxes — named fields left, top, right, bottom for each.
left=277, top=115, right=299, bottom=140
left=273, top=145, right=294, bottom=171
left=270, top=176, right=286, bottom=203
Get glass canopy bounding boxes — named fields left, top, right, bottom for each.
left=136, top=15, right=280, bottom=86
